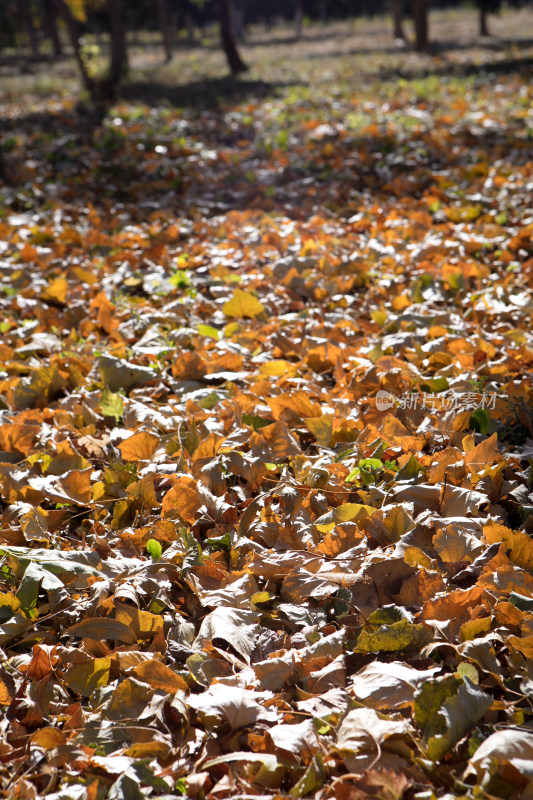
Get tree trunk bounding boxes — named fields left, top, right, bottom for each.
left=107, top=0, right=128, bottom=94
left=391, top=0, right=405, bottom=41
left=157, top=0, right=173, bottom=61
left=295, top=0, right=304, bottom=39
left=479, top=4, right=490, bottom=36
left=186, top=12, right=195, bottom=41
left=0, top=148, right=9, bottom=185
left=59, top=0, right=95, bottom=94
left=20, top=0, right=40, bottom=56
left=412, top=0, right=428, bottom=52
left=44, top=0, right=63, bottom=56
left=234, top=0, right=245, bottom=42
left=219, top=0, right=247, bottom=75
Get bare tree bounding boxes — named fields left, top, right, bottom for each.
left=60, top=0, right=128, bottom=101
left=0, top=149, right=8, bottom=184
left=391, top=0, right=406, bottom=42
left=219, top=0, right=247, bottom=75
left=107, top=0, right=128, bottom=90
left=295, top=0, right=304, bottom=40
left=59, top=1, right=93, bottom=94
left=44, top=0, right=63, bottom=56
left=412, top=0, right=428, bottom=51
left=477, top=0, right=501, bottom=36
left=157, top=0, right=173, bottom=61
left=20, top=0, right=40, bottom=56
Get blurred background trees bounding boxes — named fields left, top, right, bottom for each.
left=0, top=0, right=530, bottom=99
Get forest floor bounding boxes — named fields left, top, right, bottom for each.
left=1, top=8, right=533, bottom=800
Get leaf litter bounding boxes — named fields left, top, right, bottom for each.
left=1, top=12, right=533, bottom=800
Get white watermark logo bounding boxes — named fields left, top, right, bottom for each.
left=376, top=389, right=395, bottom=411
left=375, top=391, right=497, bottom=412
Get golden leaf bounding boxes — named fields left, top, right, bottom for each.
left=223, top=289, right=265, bottom=318
left=259, top=360, right=297, bottom=377
left=64, top=657, right=112, bottom=696
left=304, top=415, right=333, bottom=447
left=483, top=521, right=533, bottom=572
left=30, top=727, right=67, bottom=750
left=114, top=602, right=164, bottom=640
left=0, top=675, right=13, bottom=706
left=41, top=277, right=68, bottom=305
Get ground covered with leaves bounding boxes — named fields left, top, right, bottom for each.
left=1, top=10, right=533, bottom=800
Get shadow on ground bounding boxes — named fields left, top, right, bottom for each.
left=119, top=75, right=289, bottom=110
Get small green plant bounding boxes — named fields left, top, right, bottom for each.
left=169, top=269, right=191, bottom=289
left=100, top=388, right=124, bottom=423
left=146, top=539, right=162, bottom=562
left=469, top=408, right=491, bottom=435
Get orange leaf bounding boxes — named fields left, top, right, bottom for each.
left=59, top=468, right=93, bottom=505
left=267, top=391, right=321, bottom=423
left=464, top=433, right=501, bottom=471
left=161, top=475, right=200, bottom=523
left=0, top=423, right=40, bottom=456
left=132, top=659, right=188, bottom=692
left=119, top=431, right=159, bottom=462
left=249, top=420, right=301, bottom=460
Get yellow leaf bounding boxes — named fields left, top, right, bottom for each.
left=30, top=727, right=67, bottom=750
left=304, top=415, right=333, bottom=447
left=391, top=294, right=411, bottom=311
left=383, top=506, right=415, bottom=541
left=106, top=677, right=153, bottom=721
left=68, top=617, right=137, bottom=643
left=483, top=521, right=533, bottom=572
left=433, top=525, right=481, bottom=563
left=0, top=592, right=21, bottom=616
left=0, top=423, right=39, bottom=456
left=115, top=602, right=164, bottom=640
left=14, top=364, right=66, bottom=410
left=508, top=635, right=533, bottom=660
left=64, top=657, right=112, bottom=696
left=124, top=740, right=172, bottom=759
left=259, top=360, right=297, bottom=378
left=315, top=503, right=376, bottom=533
left=71, top=265, right=98, bottom=285
left=459, top=616, right=492, bottom=642
left=371, top=309, right=388, bottom=327
left=192, top=433, right=226, bottom=461
left=119, top=431, right=159, bottom=462
left=223, top=289, right=265, bottom=318
left=126, top=475, right=160, bottom=508
left=41, top=277, right=68, bottom=304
